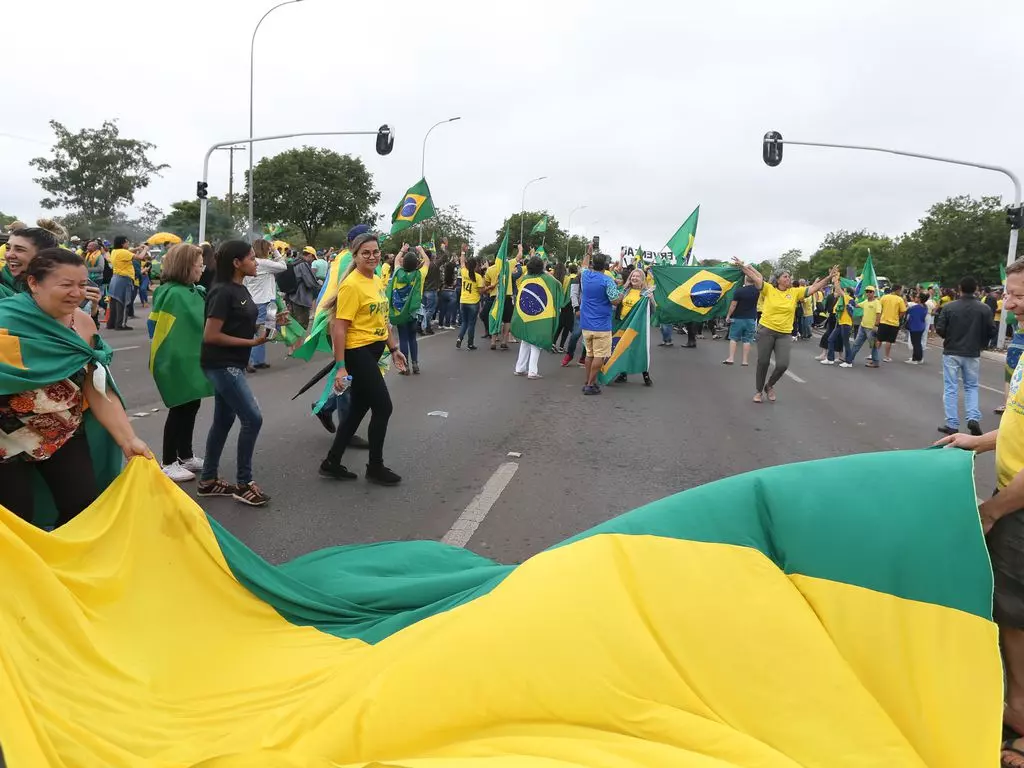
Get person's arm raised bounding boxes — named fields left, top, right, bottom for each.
left=807, top=266, right=839, bottom=296
left=730, top=257, right=763, bottom=291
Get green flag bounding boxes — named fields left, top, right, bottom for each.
left=530, top=216, right=548, bottom=235
left=489, top=231, right=512, bottom=335
left=664, top=206, right=700, bottom=266
left=270, top=295, right=310, bottom=347
left=0, top=266, right=19, bottom=299
left=650, top=265, right=740, bottom=324
left=598, top=296, right=651, bottom=385
left=511, top=271, right=563, bottom=348
left=858, top=251, right=879, bottom=298
left=387, top=267, right=424, bottom=325
left=148, top=282, right=213, bottom=408
left=391, top=179, right=436, bottom=235
left=184, top=234, right=194, bottom=244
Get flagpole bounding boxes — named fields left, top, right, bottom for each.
left=520, top=176, right=548, bottom=244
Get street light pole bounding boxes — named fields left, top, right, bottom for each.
left=567, top=204, right=587, bottom=262
left=520, top=176, right=548, bottom=244
left=215, top=146, right=245, bottom=226
left=421, top=116, right=461, bottom=180
left=249, top=0, right=304, bottom=241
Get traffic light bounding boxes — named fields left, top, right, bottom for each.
left=1007, top=204, right=1023, bottom=230
left=376, top=124, right=394, bottom=156
left=763, top=131, right=784, bottom=167
left=196, top=181, right=208, bottom=200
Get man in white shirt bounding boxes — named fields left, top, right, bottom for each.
left=244, top=244, right=287, bottom=371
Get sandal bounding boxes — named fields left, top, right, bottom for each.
left=1002, top=739, right=1024, bottom=767
left=233, top=481, right=270, bottom=507
left=197, top=478, right=235, bottom=497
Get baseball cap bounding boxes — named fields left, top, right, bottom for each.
left=303, top=246, right=317, bottom=256
left=864, top=285, right=876, bottom=293
left=346, top=224, right=371, bottom=244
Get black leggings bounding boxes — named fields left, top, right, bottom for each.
left=327, top=341, right=393, bottom=466
left=0, top=430, right=99, bottom=527
left=162, top=399, right=202, bottom=465
left=554, top=304, right=574, bottom=347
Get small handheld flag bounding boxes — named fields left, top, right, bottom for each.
left=391, top=179, right=436, bottom=235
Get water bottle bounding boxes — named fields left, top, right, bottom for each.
left=334, top=374, right=352, bottom=395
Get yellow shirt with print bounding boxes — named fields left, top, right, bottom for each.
left=111, top=248, right=135, bottom=278
left=997, top=351, right=1024, bottom=487
left=335, top=270, right=389, bottom=350
left=620, top=288, right=642, bottom=317
left=859, top=298, right=883, bottom=329
left=460, top=267, right=483, bottom=305
left=879, top=293, right=907, bottom=326
left=801, top=295, right=813, bottom=315
left=758, top=283, right=808, bottom=334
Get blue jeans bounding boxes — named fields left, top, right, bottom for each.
left=458, top=303, right=479, bottom=344
left=943, top=355, right=981, bottom=428
left=567, top=316, right=583, bottom=358
left=249, top=302, right=270, bottom=366
left=827, top=325, right=852, bottom=362
left=398, top=321, right=419, bottom=362
left=201, top=366, right=263, bottom=485
left=319, top=389, right=351, bottom=425
left=438, top=290, right=457, bottom=327
left=800, top=315, right=812, bottom=339
left=847, top=326, right=879, bottom=364
left=660, top=324, right=673, bottom=344
left=420, top=290, right=438, bottom=331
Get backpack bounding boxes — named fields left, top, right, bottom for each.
left=275, top=261, right=299, bottom=295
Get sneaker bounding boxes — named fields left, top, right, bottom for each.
left=577, top=359, right=586, bottom=367
left=348, top=435, right=370, bottom=449
left=467, top=344, right=477, bottom=350
left=455, top=338, right=462, bottom=349
left=514, top=370, right=526, bottom=376
left=315, top=407, right=336, bottom=434
left=904, top=359, right=915, bottom=364
left=967, top=419, right=983, bottom=436
left=883, top=357, right=892, bottom=363
left=425, top=327, right=435, bottom=335
left=319, top=459, right=357, bottom=481
left=583, top=385, right=601, bottom=395
left=233, top=481, right=270, bottom=506
left=614, top=372, right=628, bottom=383
left=179, top=456, right=204, bottom=473
left=162, top=461, right=195, bottom=483
left=412, top=361, right=420, bottom=375
left=820, top=359, right=835, bottom=365
left=664, top=341, right=673, bottom=347
left=197, top=478, right=235, bottom=497
left=838, top=362, right=852, bottom=368
left=366, top=463, right=401, bottom=486
left=561, top=354, right=571, bottom=367
left=937, top=425, right=958, bottom=436
left=643, top=372, right=652, bottom=386
left=865, top=362, right=879, bottom=368
left=528, top=373, right=543, bottom=379
left=254, top=363, right=271, bottom=369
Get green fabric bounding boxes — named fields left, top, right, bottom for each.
left=664, top=205, right=700, bottom=265
left=390, top=178, right=436, bottom=235
left=488, top=232, right=511, bottom=335
left=210, top=448, right=990, bottom=645
left=598, top=295, right=650, bottom=384
left=386, top=267, right=423, bottom=325
left=270, top=295, right=308, bottom=348
left=0, top=266, right=20, bottom=299
left=510, top=272, right=563, bottom=348
left=530, top=217, right=547, bottom=235
left=147, top=282, right=212, bottom=408
left=292, top=311, right=332, bottom=361
left=650, top=264, right=741, bottom=324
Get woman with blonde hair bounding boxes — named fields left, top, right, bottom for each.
left=149, top=243, right=213, bottom=482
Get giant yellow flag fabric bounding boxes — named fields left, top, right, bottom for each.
left=0, top=449, right=1001, bottom=767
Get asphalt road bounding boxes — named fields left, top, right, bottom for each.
left=111, top=309, right=1006, bottom=566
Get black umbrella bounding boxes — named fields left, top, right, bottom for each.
left=290, top=360, right=336, bottom=401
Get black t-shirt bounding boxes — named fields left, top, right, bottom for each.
left=731, top=284, right=760, bottom=320
left=200, top=281, right=258, bottom=369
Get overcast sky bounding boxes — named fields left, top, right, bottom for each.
left=4, top=0, right=1023, bottom=263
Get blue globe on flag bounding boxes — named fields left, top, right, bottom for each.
left=690, top=279, right=723, bottom=308
left=519, top=285, right=548, bottom=316
left=400, top=197, right=418, bottom=217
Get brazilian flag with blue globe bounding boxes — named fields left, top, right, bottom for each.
left=390, top=178, right=436, bottom=235
left=511, top=272, right=564, bottom=348
left=651, top=265, right=742, bottom=323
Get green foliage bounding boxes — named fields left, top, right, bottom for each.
left=30, top=120, right=168, bottom=218
left=58, top=210, right=160, bottom=243
left=483, top=211, right=580, bottom=263
left=161, top=197, right=243, bottom=243
left=249, top=147, right=380, bottom=246
left=0, top=212, right=20, bottom=229
left=383, top=205, right=475, bottom=255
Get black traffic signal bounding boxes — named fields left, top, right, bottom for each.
left=1007, top=205, right=1023, bottom=230
left=763, top=131, right=784, bottom=167
left=376, top=124, right=394, bottom=156
left=196, top=181, right=208, bottom=200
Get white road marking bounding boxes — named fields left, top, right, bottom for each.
left=980, top=383, right=1004, bottom=395
left=784, top=370, right=806, bottom=383
left=441, top=461, right=519, bottom=548
left=112, top=345, right=140, bottom=352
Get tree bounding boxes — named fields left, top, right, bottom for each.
left=160, top=198, right=243, bottom=243
left=776, top=248, right=806, bottom=279
left=30, top=120, right=168, bottom=218
left=0, top=212, right=20, bottom=229
left=482, top=211, right=574, bottom=263
left=383, top=205, right=475, bottom=254
left=249, top=147, right=379, bottom=246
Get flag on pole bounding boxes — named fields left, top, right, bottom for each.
left=598, top=295, right=651, bottom=385
left=530, top=216, right=548, bottom=235
left=390, top=179, right=436, bottom=235
left=856, top=251, right=879, bottom=299
left=489, top=231, right=511, bottom=335
left=664, top=205, right=700, bottom=266
left=650, top=265, right=740, bottom=323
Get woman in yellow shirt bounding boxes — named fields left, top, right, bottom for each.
left=822, top=278, right=857, bottom=365
left=732, top=258, right=838, bottom=403
left=612, top=267, right=655, bottom=386
left=456, top=245, right=484, bottom=350
left=321, top=232, right=407, bottom=486
left=107, top=236, right=145, bottom=331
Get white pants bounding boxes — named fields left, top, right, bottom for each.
left=515, top=342, right=541, bottom=376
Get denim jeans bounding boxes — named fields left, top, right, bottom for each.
left=660, top=324, right=673, bottom=344
left=848, top=326, right=879, bottom=364
left=249, top=302, right=270, bottom=366
left=943, top=355, right=981, bottom=428
left=319, top=389, right=351, bottom=426
left=438, top=290, right=457, bottom=327
left=420, top=290, right=438, bottom=331
left=201, top=366, right=263, bottom=485
left=800, top=315, right=812, bottom=339
left=567, top=316, right=583, bottom=358
left=397, top=321, right=419, bottom=363
left=458, top=303, right=479, bottom=344
left=827, top=324, right=852, bottom=362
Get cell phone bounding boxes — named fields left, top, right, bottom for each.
left=264, top=327, right=277, bottom=341
left=592, top=235, right=600, bottom=252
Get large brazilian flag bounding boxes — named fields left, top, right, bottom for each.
left=651, top=264, right=741, bottom=323
left=511, top=272, right=563, bottom=348
left=0, top=448, right=1000, bottom=766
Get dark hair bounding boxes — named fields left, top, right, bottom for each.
left=10, top=227, right=60, bottom=252
left=465, top=256, right=478, bottom=275
left=201, top=242, right=215, bottom=268
left=527, top=256, right=544, bottom=275
left=592, top=253, right=609, bottom=272
left=402, top=252, right=418, bottom=272
left=569, top=264, right=579, bottom=275
left=26, top=248, right=85, bottom=283
left=917, top=292, right=928, bottom=304
left=214, top=240, right=252, bottom=283
left=892, top=284, right=903, bottom=293
left=113, top=236, right=129, bottom=249
left=553, top=262, right=566, bottom=282
left=959, top=276, right=978, bottom=295
left=443, top=261, right=456, bottom=285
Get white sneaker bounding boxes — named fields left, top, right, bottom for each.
left=180, top=456, right=204, bottom=473
left=820, top=359, right=835, bottom=365
left=904, top=359, right=915, bottom=364
left=839, top=362, right=852, bottom=368
left=162, top=461, right=196, bottom=483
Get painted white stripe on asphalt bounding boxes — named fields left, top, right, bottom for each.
left=980, top=383, right=1003, bottom=395
left=441, top=461, right=519, bottom=548
left=112, top=345, right=140, bottom=352
left=784, top=370, right=806, bottom=383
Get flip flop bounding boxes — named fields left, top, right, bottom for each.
left=1001, top=739, right=1024, bottom=767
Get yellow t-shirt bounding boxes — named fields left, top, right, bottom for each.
left=620, top=288, right=642, bottom=317
left=379, top=262, right=392, bottom=285
left=836, top=296, right=855, bottom=327
left=859, top=298, right=883, bottom=329
left=758, top=283, right=808, bottom=334
left=484, top=262, right=501, bottom=295
left=335, top=270, right=388, bottom=349
left=998, top=354, right=1024, bottom=488
left=111, top=248, right=135, bottom=278
left=801, top=295, right=813, bottom=315
left=996, top=299, right=1003, bottom=324
left=941, top=295, right=952, bottom=307
left=879, top=294, right=907, bottom=326
left=460, top=267, right=483, bottom=305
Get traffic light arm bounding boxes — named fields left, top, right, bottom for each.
left=198, top=128, right=393, bottom=243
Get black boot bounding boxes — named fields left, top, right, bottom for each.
left=319, top=458, right=356, bottom=480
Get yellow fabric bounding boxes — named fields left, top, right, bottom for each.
left=459, top=267, right=482, bottom=305
left=996, top=299, right=1003, bottom=324
left=941, top=295, right=952, bottom=306
left=879, top=293, right=907, bottom=326
left=380, top=262, right=391, bottom=285
left=0, top=328, right=26, bottom=369
left=484, top=262, right=500, bottom=295
left=335, top=270, right=388, bottom=349
left=111, top=248, right=135, bottom=278
left=758, top=283, right=808, bottom=334
left=859, top=298, right=882, bottom=329
left=620, top=287, right=642, bottom=317
left=837, top=296, right=854, bottom=327
left=0, top=460, right=1000, bottom=767
left=801, top=295, right=813, bottom=314
left=998, top=351, right=1024, bottom=488
left=315, top=250, right=351, bottom=315
left=0, top=242, right=6, bottom=268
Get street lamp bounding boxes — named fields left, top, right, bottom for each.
left=567, top=204, right=587, bottom=261
left=421, top=117, right=461, bottom=180
left=520, top=176, right=548, bottom=243
left=248, top=0, right=305, bottom=241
